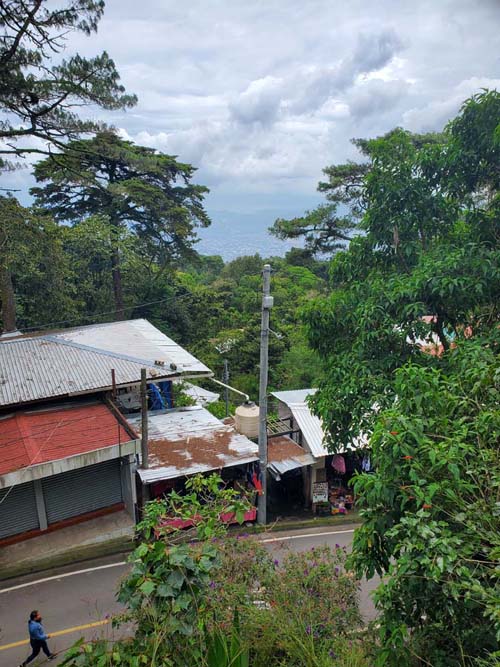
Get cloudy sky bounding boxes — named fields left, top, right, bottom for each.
left=5, top=0, right=500, bottom=221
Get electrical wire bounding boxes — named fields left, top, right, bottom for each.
left=0, top=409, right=136, bottom=508
left=0, top=414, right=92, bottom=508
left=19, top=292, right=198, bottom=333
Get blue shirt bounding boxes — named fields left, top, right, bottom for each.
left=28, top=619, right=47, bottom=642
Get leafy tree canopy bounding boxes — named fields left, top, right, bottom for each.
left=0, top=195, right=75, bottom=332
left=269, top=131, right=446, bottom=255
left=351, top=335, right=500, bottom=665
left=0, top=0, right=136, bottom=167
left=300, top=89, right=500, bottom=665
left=303, top=90, right=500, bottom=447
left=31, top=131, right=210, bottom=318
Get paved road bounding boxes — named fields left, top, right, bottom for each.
left=0, top=525, right=378, bottom=666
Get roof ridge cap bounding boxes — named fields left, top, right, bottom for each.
left=41, top=335, right=171, bottom=370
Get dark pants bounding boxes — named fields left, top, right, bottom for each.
left=24, top=638, right=51, bottom=663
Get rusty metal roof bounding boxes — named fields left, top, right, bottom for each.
left=129, top=407, right=259, bottom=483
left=267, top=436, right=315, bottom=479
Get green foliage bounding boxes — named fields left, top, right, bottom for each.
left=0, top=195, right=76, bottom=331
left=297, top=89, right=500, bottom=665
left=207, top=538, right=365, bottom=667
left=205, top=611, right=249, bottom=667
left=304, top=90, right=500, bottom=448
left=205, top=399, right=234, bottom=419
left=0, top=0, right=136, bottom=167
left=271, top=203, right=355, bottom=255
left=270, top=156, right=369, bottom=255
left=31, top=131, right=210, bottom=316
left=350, top=337, right=500, bottom=665
left=63, top=474, right=252, bottom=667
left=61, top=481, right=369, bottom=667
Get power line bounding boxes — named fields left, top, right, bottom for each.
left=19, top=292, right=198, bottom=333
left=0, top=414, right=97, bottom=508
left=0, top=409, right=139, bottom=508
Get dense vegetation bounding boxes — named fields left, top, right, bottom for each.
left=274, top=90, right=499, bottom=665
left=1, top=2, right=499, bottom=666
left=61, top=475, right=369, bottom=667
left=0, top=200, right=326, bottom=397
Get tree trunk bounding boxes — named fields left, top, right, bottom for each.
left=0, top=263, right=17, bottom=333
left=108, top=210, right=126, bottom=321
left=111, top=245, right=125, bottom=321
left=433, top=315, right=450, bottom=353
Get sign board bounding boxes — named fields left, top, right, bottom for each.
left=312, top=482, right=329, bottom=504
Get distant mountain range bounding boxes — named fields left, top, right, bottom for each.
left=196, top=209, right=304, bottom=260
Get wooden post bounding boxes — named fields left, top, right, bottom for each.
left=140, top=369, right=149, bottom=469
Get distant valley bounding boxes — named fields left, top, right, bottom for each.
left=197, top=209, right=303, bottom=260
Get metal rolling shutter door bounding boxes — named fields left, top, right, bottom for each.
left=42, top=459, right=123, bottom=525
left=0, top=482, right=39, bottom=539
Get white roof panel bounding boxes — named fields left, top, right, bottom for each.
left=271, top=388, right=317, bottom=405
left=289, top=404, right=329, bottom=457
left=179, top=382, right=220, bottom=406
left=271, top=388, right=327, bottom=456
left=51, top=319, right=210, bottom=375
left=271, top=388, right=368, bottom=456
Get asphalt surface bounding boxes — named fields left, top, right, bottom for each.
left=0, top=525, right=378, bottom=666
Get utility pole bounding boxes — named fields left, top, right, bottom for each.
left=140, top=368, right=149, bottom=469
left=223, top=359, right=230, bottom=418
left=258, top=264, right=272, bottom=525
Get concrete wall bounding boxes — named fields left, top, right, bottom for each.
left=0, top=440, right=139, bottom=489
left=120, top=454, right=137, bottom=518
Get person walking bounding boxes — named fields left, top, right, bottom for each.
left=20, top=610, right=56, bottom=665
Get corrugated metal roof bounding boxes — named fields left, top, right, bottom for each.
left=287, top=404, right=329, bottom=457
left=0, top=338, right=173, bottom=408
left=129, top=407, right=258, bottom=483
left=271, top=388, right=317, bottom=405
left=51, top=319, right=210, bottom=375
left=267, top=436, right=315, bottom=478
left=179, top=382, right=220, bottom=406
left=272, top=388, right=368, bottom=456
left=0, top=402, right=133, bottom=476
left=271, top=388, right=327, bottom=457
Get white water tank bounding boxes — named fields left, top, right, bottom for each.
left=234, top=402, right=260, bottom=438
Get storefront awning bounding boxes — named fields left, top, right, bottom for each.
left=267, top=436, right=315, bottom=480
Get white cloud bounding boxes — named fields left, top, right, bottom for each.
left=4, top=0, right=500, bottom=213
left=403, top=77, right=500, bottom=131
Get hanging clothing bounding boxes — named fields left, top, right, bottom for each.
left=331, top=454, right=346, bottom=475
left=159, top=381, right=174, bottom=408
left=361, top=455, right=371, bottom=472
left=252, top=471, right=263, bottom=494
left=149, top=383, right=165, bottom=411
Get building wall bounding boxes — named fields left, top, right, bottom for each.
left=0, top=440, right=138, bottom=489
left=0, top=455, right=136, bottom=542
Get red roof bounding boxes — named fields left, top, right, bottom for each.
left=0, top=403, right=134, bottom=476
